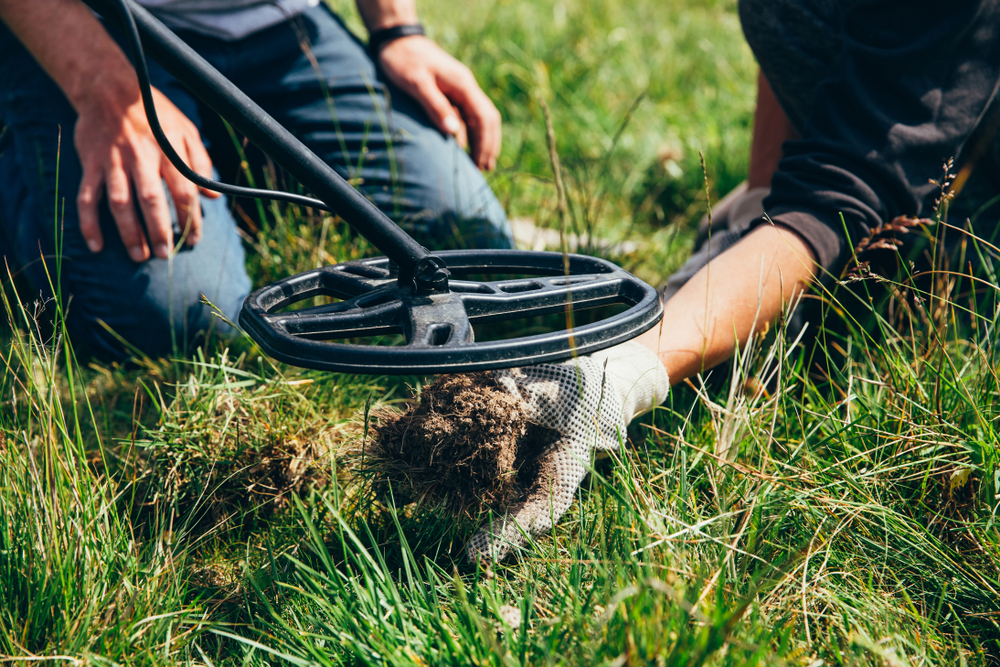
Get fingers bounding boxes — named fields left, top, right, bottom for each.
left=187, top=133, right=221, bottom=201
left=77, top=162, right=105, bottom=254
left=439, top=73, right=502, bottom=171
left=80, top=157, right=202, bottom=260
left=452, top=105, right=469, bottom=150
left=378, top=37, right=501, bottom=171
left=132, top=166, right=174, bottom=260
left=77, top=153, right=154, bottom=262
left=163, top=168, right=200, bottom=250
left=409, top=70, right=467, bottom=143
left=94, top=137, right=210, bottom=259
left=162, top=131, right=215, bottom=249
left=104, top=163, right=150, bottom=263
left=446, top=104, right=468, bottom=150
left=466, top=440, right=589, bottom=563
left=166, top=135, right=210, bottom=247
left=73, top=86, right=214, bottom=260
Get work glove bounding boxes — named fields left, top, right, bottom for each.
left=466, top=339, right=670, bottom=562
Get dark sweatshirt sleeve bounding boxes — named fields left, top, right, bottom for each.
left=754, top=0, right=1000, bottom=276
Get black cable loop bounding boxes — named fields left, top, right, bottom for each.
left=109, top=0, right=333, bottom=213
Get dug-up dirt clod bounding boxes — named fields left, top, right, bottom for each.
left=367, top=373, right=559, bottom=516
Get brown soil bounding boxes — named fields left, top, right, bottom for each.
left=367, top=373, right=559, bottom=516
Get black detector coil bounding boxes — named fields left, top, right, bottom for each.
left=87, top=0, right=663, bottom=374
left=241, top=250, right=661, bottom=374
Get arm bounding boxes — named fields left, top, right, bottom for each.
left=355, top=0, right=501, bottom=171
left=649, top=0, right=1000, bottom=383
left=758, top=2, right=999, bottom=275
left=638, top=224, right=817, bottom=383
left=643, top=70, right=814, bottom=382
left=458, top=221, right=815, bottom=561
left=0, top=0, right=216, bottom=261
left=747, top=70, right=797, bottom=190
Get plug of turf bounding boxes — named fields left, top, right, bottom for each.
left=366, top=373, right=559, bottom=517
left=132, top=387, right=335, bottom=535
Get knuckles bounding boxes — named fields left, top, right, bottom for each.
left=137, top=190, right=164, bottom=209
left=107, top=193, right=132, bottom=211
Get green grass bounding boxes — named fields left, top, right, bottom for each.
left=4, top=0, right=1000, bottom=664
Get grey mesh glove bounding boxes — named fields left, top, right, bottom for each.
left=466, top=340, right=670, bottom=562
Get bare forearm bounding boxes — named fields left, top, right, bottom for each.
left=639, top=224, right=817, bottom=383
left=355, top=0, right=418, bottom=31
left=0, top=0, right=138, bottom=113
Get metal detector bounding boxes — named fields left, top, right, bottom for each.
left=82, top=0, right=663, bottom=374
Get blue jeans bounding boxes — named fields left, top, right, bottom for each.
left=0, top=4, right=512, bottom=361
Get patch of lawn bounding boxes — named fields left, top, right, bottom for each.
left=3, top=1, right=1000, bottom=665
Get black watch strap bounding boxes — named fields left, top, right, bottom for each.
left=367, top=24, right=425, bottom=58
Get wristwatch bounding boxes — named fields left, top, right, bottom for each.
left=367, top=24, right=425, bottom=59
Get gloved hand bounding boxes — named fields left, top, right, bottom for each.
left=466, top=339, right=670, bottom=562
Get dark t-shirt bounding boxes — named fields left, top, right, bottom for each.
left=741, top=0, right=1000, bottom=278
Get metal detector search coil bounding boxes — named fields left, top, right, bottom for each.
left=86, top=0, right=663, bottom=374
left=240, top=250, right=662, bottom=374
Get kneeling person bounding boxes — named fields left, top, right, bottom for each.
left=0, top=0, right=512, bottom=360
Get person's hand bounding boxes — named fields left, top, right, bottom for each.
left=378, top=35, right=501, bottom=171
left=74, top=85, right=219, bottom=262
left=466, top=340, right=670, bottom=562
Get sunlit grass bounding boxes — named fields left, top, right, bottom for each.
left=2, top=0, right=1000, bottom=665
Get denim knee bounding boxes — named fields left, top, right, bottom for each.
left=0, top=137, right=249, bottom=361
left=57, top=192, right=250, bottom=361
left=219, top=5, right=515, bottom=251
left=383, top=134, right=514, bottom=250
left=0, top=26, right=251, bottom=362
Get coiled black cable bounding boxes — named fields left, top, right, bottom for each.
left=109, top=0, right=333, bottom=213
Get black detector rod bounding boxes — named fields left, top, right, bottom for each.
left=81, top=0, right=440, bottom=288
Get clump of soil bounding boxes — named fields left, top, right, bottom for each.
left=367, top=373, right=559, bottom=516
